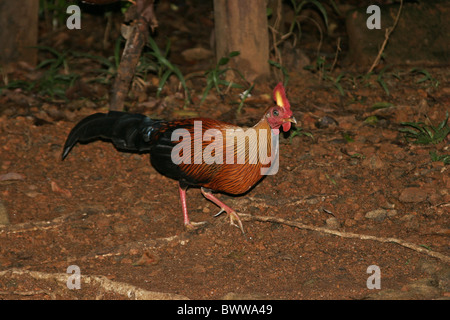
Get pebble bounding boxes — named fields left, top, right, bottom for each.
left=387, top=209, right=398, bottom=217
left=0, top=172, right=25, bottom=181
left=362, top=155, right=385, bottom=170
left=399, top=187, right=428, bottom=203
left=427, top=192, right=442, bottom=206
left=25, top=191, right=41, bottom=198
left=325, top=217, right=340, bottom=229
left=365, top=209, right=387, bottom=221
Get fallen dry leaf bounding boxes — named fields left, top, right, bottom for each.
left=0, top=172, right=25, bottom=181
left=50, top=181, right=72, bottom=198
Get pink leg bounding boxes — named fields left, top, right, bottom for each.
left=201, top=188, right=244, bottom=234
left=179, top=184, right=207, bottom=230
left=178, top=185, right=190, bottom=226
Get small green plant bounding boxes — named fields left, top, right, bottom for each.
left=325, top=173, right=337, bottom=187
left=147, top=36, right=190, bottom=107
left=74, top=38, right=123, bottom=85
left=341, top=132, right=354, bottom=143
left=201, top=51, right=246, bottom=105
left=304, top=56, right=347, bottom=96
left=34, top=46, right=80, bottom=100
left=270, top=0, right=328, bottom=86
left=39, top=0, right=73, bottom=30
left=410, top=68, right=439, bottom=88
left=289, top=126, right=313, bottom=143
left=430, top=151, right=450, bottom=165
left=400, top=112, right=450, bottom=145
left=329, top=72, right=346, bottom=96
left=377, top=65, right=390, bottom=96
left=236, top=83, right=254, bottom=115
left=2, top=46, right=80, bottom=100
left=371, top=67, right=439, bottom=97
left=371, top=101, right=393, bottom=110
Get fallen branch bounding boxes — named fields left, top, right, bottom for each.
left=0, top=212, right=75, bottom=234
left=110, top=0, right=158, bottom=111
left=240, top=213, right=450, bottom=264
left=367, top=0, right=403, bottom=74
left=329, top=37, right=341, bottom=74
left=0, top=268, right=189, bottom=300
left=0, top=289, right=51, bottom=297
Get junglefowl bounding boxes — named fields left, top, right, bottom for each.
left=62, top=83, right=296, bottom=233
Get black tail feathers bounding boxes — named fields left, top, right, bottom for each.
left=61, top=111, right=163, bottom=160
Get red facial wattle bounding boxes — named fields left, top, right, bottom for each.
left=282, top=121, right=292, bottom=132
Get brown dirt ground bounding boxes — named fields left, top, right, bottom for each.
left=0, top=1, right=449, bottom=300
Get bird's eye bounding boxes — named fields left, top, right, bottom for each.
left=273, top=110, right=279, bottom=116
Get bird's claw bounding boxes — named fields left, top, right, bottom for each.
left=213, top=208, right=245, bottom=234
left=214, top=209, right=225, bottom=217
left=228, top=211, right=245, bottom=235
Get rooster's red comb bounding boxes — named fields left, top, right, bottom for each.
left=273, top=82, right=291, bottom=111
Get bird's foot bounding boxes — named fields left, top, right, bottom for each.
left=229, top=211, right=245, bottom=235
left=201, top=188, right=245, bottom=234
left=215, top=209, right=244, bottom=234
left=185, top=220, right=208, bottom=232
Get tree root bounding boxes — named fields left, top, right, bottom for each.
left=240, top=213, right=450, bottom=264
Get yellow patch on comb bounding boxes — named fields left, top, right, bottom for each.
left=275, top=90, right=284, bottom=108
left=273, top=82, right=289, bottom=110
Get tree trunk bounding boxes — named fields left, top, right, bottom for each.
left=213, top=0, right=270, bottom=83
left=0, top=0, right=38, bottom=70
left=109, top=0, right=157, bottom=111
left=109, top=18, right=149, bottom=111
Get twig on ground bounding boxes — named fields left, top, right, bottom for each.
left=240, top=213, right=450, bottom=264
left=330, top=37, right=341, bottom=73
left=367, top=0, right=403, bottom=74
left=0, top=268, right=189, bottom=300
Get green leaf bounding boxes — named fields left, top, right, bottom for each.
left=377, top=77, right=389, bottom=95
left=218, top=57, right=230, bottom=66
left=437, top=112, right=449, bottom=131
left=334, top=82, right=345, bottom=96
left=364, top=115, right=379, bottom=126
left=157, top=69, right=172, bottom=97
left=307, top=0, right=329, bottom=28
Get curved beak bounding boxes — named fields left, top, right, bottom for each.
left=287, top=117, right=297, bottom=125
left=281, top=116, right=297, bottom=132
